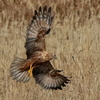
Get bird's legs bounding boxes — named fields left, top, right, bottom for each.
left=28, top=64, right=34, bottom=77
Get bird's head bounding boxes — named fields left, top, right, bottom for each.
left=43, top=51, right=57, bottom=61
left=48, top=53, right=57, bottom=60
left=52, top=54, right=57, bottom=59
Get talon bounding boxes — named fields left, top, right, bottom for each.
left=28, top=64, right=33, bottom=77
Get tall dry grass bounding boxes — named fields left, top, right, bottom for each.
left=0, top=0, right=100, bottom=100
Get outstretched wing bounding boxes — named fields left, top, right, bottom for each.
left=25, top=6, right=54, bottom=59
left=33, top=61, right=70, bottom=90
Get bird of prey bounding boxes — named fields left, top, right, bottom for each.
left=10, top=6, right=70, bottom=90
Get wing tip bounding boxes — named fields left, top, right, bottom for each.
left=44, top=5, right=47, bottom=11
left=39, top=6, right=42, bottom=12
left=48, top=6, right=51, bottom=13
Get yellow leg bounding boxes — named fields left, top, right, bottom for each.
left=28, top=64, right=33, bottom=77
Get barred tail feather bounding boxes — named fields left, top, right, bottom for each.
left=10, top=57, right=30, bottom=83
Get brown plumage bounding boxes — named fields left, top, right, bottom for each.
left=33, top=61, right=70, bottom=90
left=25, top=6, right=54, bottom=59
left=10, top=6, right=71, bottom=90
left=10, top=6, right=55, bottom=83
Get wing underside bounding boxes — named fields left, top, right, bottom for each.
left=25, top=6, right=54, bottom=58
left=33, top=61, right=70, bottom=90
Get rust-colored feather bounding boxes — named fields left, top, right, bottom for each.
left=10, top=51, right=55, bottom=83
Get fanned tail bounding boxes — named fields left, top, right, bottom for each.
left=10, top=57, right=31, bottom=83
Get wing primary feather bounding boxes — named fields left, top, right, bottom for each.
left=33, top=61, right=71, bottom=90
left=33, top=16, right=36, bottom=20
left=44, top=5, right=47, bottom=11
left=39, top=6, right=42, bottom=12
left=25, top=6, right=54, bottom=59
left=49, top=15, right=54, bottom=26
left=34, top=10, right=41, bottom=29
left=45, top=28, right=50, bottom=35
left=39, top=6, right=42, bottom=19
left=57, top=87, right=62, bottom=90
left=32, top=16, right=39, bottom=30
left=35, top=10, right=38, bottom=16
left=62, top=83, right=66, bottom=87
left=48, top=7, right=51, bottom=13
left=43, top=5, right=47, bottom=19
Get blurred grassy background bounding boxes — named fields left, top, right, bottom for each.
left=0, top=0, right=100, bottom=100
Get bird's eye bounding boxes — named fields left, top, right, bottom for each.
left=53, top=54, right=57, bottom=59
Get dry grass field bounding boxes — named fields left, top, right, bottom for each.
left=0, top=0, right=100, bottom=100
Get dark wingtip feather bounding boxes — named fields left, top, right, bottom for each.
left=56, top=70, right=63, bottom=72
left=31, top=16, right=36, bottom=23
left=39, top=6, right=42, bottom=12
left=57, top=87, right=62, bottom=90
left=35, top=10, right=38, bottom=16
left=62, top=83, right=66, bottom=87
left=33, top=16, right=36, bottom=20
left=45, top=28, right=51, bottom=34
left=54, top=87, right=57, bottom=90
left=44, top=5, right=47, bottom=11
left=48, top=7, right=51, bottom=13
left=51, top=15, right=54, bottom=21
left=65, top=77, right=71, bottom=84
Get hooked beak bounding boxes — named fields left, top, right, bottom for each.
left=53, top=54, right=57, bottom=59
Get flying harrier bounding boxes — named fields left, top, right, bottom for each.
left=10, top=6, right=70, bottom=90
